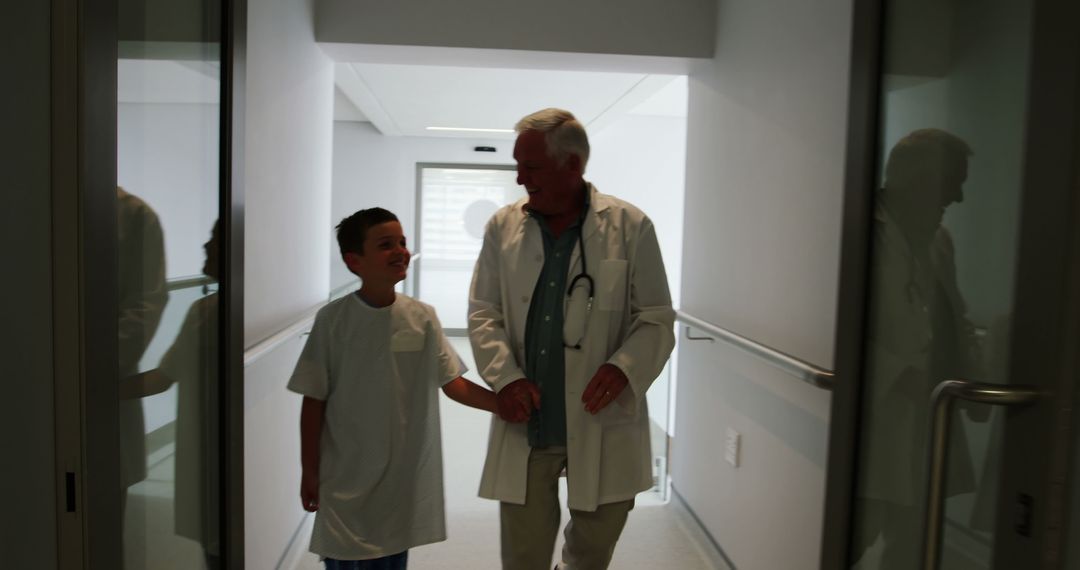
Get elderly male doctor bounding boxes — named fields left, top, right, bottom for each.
left=468, top=108, right=675, bottom=570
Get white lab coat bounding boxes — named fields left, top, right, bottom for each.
left=860, top=205, right=980, bottom=506
left=468, top=184, right=675, bottom=512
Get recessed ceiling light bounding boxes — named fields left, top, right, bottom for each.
left=426, top=127, right=514, bottom=133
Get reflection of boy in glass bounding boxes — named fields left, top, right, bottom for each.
left=160, top=221, right=221, bottom=568
left=854, top=129, right=984, bottom=568
left=128, top=222, right=222, bottom=569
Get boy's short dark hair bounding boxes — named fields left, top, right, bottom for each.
left=336, top=208, right=399, bottom=256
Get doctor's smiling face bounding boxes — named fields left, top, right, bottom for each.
left=514, top=129, right=585, bottom=219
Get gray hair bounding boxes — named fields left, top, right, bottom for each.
left=884, top=128, right=972, bottom=190
left=515, top=108, right=590, bottom=171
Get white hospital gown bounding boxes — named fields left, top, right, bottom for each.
left=287, top=293, right=465, bottom=560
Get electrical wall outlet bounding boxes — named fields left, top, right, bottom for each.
left=724, top=428, right=740, bottom=467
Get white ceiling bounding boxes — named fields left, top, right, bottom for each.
left=116, top=57, right=689, bottom=138
left=334, top=62, right=687, bottom=139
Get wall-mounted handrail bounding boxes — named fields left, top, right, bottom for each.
left=328, top=253, right=422, bottom=301
left=328, top=279, right=359, bottom=302
left=675, top=310, right=834, bottom=390
left=166, top=274, right=215, bottom=292
left=247, top=250, right=424, bottom=367
left=241, top=304, right=837, bottom=387
left=243, top=304, right=322, bottom=367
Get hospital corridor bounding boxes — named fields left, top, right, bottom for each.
left=7, top=0, right=1080, bottom=569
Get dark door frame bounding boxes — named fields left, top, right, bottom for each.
left=819, top=0, right=884, bottom=564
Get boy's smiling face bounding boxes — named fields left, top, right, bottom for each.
left=343, top=220, right=410, bottom=287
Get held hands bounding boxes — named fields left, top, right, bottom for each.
left=582, top=364, right=629, bottom=414
left=300, top=471, right=319, bottom=512
left=496, top=365, right=628, bottom=421
left=496, top=379, right=541, bottom=423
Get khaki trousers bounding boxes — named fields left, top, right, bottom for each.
left=500, top=446, right=634, bottom=570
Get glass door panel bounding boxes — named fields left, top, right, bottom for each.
left=850, top=1, right=1034, bottom=568
left=116, top=2, right=223, bottom=568
left=416, top=165, right=522, bottom=331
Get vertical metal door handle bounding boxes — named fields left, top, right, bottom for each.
left=921, top=380, right=1041, bottom=570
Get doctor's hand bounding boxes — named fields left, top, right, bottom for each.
left=583, top=364, right=629, bottom=414
left=497, top=379, right=541, bottom=423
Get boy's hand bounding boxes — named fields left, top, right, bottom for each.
left=496, top=379, right=540, bottom=423
left=301, top=471, right=319, bottom=512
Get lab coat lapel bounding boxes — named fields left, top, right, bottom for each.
left=514, top=205, right=544, bottom=306
left=569, top=184, right=608, bottom=273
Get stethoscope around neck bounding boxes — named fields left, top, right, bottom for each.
left=564, top=226, right=594, bottom=350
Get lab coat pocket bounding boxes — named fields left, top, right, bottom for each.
left=599, top=394, right=639, bottom=425
left=390, top=330, right=425, bottom=352
left=596, top=259, right=628, bottom=311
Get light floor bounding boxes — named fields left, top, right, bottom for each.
left=123, top=443, right=207, bottom=569
left=121, top=337, right=725, bottom=569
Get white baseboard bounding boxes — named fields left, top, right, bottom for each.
left=277, top=513, right=315, bottom=570
left=670, top=484, right=737, bottom=570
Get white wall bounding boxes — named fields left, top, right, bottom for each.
left=680, top=0, right=849, bottom=367
left=589, top=113, right=686, bottom=308
left=245, top=0, right=335, bottom=345
left=243, top=0, right=335, bottom=566
left=118, top=102, right=220, bottom=279
left=316, top=0, right=716, bottom=59
left=1, top=1, right=56, bottom=566
left=243, top=329, right=309, bottom=570
left=673, top=0, right=852, bottom=567
left=676, top=338, right=831, bottom=569
left=330, top=122, right=513, bottom=291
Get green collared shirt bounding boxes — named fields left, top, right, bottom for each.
left=523, top=196, right=589, bottom=448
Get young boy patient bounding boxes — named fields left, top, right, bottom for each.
left=287, top=207, right=496, bottom=569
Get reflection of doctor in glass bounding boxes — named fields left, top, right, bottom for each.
left=117, top=186, right=168, bottom=568
left=853, top=129, right=985, bottom=569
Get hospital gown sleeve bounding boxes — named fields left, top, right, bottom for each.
left=287, top=309, right=332, bottom=400
left=425, top=305, right=467, bottom=387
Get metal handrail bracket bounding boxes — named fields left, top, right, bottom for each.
left=243, top=304, right=323, bottom=367
left=675, top=310, right=835, bottom=390
left=921, top=379, right=1041, bottom=570
left=328, top=279, right=359, bottom=302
